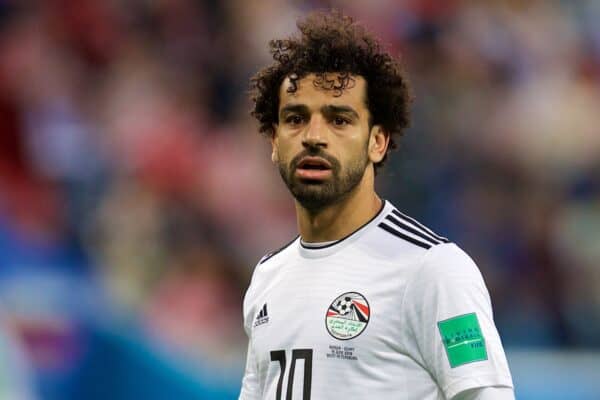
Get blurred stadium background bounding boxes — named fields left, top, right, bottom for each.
left=0, top=0, right=599, bottom=399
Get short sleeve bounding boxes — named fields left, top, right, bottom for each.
left=401, top=243, right=514, bottom=399
left=239, top=279, right=261, bottom=400
left=453, top=386, right=515, bottom=400
left=238, top=340, right=261, bottom=400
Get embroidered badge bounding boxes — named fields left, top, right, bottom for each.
left=325, top=292, right=370, bottom=340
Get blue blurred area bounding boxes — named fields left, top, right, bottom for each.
left=70, top=328, right=239, bottom=400
left=508, top=351, right=600, bottom=400
left=0, top=0, right=599, bottom=398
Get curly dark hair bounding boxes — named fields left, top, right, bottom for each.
left=250, top=10, right=411, bottom=170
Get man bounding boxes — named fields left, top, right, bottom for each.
left=240, top=11, right=514, bottom=400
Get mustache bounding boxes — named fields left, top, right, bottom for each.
left=289, top=148, right=340, bottom=171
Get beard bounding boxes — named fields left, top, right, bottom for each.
left=277, top=145, right=369, bottom=212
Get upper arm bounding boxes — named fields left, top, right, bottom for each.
left=401, top=243, right=514, bottom=399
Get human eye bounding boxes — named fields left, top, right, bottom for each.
left=285, top=114, right=304, bottom=126
left=332, top=116, right=350, bottom=126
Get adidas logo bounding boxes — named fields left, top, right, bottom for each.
left=254, top=303, right=269, bottom=327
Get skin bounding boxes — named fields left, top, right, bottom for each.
left=271, top=73, right=390, bottom=243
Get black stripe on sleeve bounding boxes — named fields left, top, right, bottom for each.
left=378, top=222, right=432, bottom=250
left=391, top=209, right=449, bottom=243
left=385, top=215, right=441, bottom=245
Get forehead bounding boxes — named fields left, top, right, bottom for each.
left=278, top=73, right=367, bottom=110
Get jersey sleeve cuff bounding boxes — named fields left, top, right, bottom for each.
left=443, top=374, right=514, bottom=399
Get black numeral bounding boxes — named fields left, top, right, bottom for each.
left=270, top=350, right=286, bottom=400
left=270, top=349, right=312, bottom=400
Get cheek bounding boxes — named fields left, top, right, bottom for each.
left=339, top=137, right=369, bottom=162
left=275, top=141, right=297, bottom=164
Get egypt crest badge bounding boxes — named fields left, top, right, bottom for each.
left=325, top=292, right=370, bottom=340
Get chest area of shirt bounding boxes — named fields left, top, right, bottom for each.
left=250, top=260, right=411, bottom=364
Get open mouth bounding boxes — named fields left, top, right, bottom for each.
left=297, top=157, right=332, bottom=170
left=295, top=157, right=333, bottom=180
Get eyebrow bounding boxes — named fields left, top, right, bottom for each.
left=321, top=105, right=359, bottom=120
left=279, top=103, right=360, bottom=120
left=279, top=104, right=310, bottom=117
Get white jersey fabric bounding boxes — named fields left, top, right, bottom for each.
left=239, top=200, right=513, bottom=400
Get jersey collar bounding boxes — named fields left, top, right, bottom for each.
left=297, top=199, right=391, bottom=259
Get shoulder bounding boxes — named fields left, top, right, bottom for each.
left=243, top=236, right=299, bottom=312
left=257, top=234, right=299, bottom=266
left=362, top=202, right=452, bottom=263
left=402, top=241, right=491, bottom=314
left=362, top=203, right=484, bottom=286
left=419, top=242, right=484, bottom=283
left=248, top=235, right=298, bottom=293
left=378, top=205, right=450, bottom=249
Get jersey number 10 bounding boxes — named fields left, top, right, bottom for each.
left=270, top=349, right=313, bottom=400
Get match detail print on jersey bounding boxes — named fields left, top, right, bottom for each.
left=325, top=292, right=370, bottom=340
left=438, top=313, right=487, bottom=368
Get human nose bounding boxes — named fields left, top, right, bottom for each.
left=302, top=114, right=327, bottom=148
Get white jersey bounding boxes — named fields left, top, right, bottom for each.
left=239, top=200, right=513, bottom=400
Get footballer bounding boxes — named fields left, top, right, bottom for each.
left=239, top=11, right=514, bottom=400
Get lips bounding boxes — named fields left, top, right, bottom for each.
left=295, top=156, right=333, bottom=180
left=297, top=157, right=332, bottom=170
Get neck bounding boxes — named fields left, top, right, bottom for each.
left=295, top=169, right=382, bottom=243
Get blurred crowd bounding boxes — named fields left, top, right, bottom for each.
left=0, top=0, right=599, bottom=398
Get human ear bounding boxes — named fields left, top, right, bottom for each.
left=368, top=125, right=389, bottom=164
left=270, top=127, right=279, bottom=164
